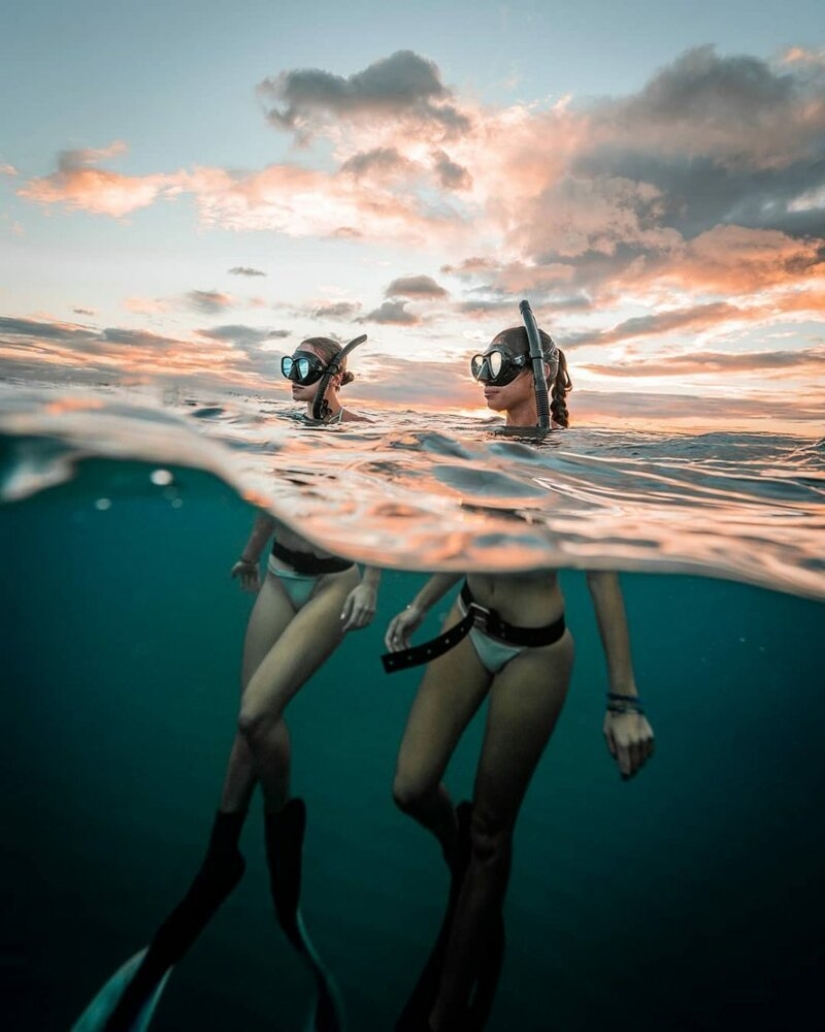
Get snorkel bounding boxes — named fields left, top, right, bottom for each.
left=311, top=333, right=367, bottom=422
left=519, top=299, right=550, bottom=429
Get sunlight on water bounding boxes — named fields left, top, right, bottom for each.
left=1, top=383, right=823, bottom=599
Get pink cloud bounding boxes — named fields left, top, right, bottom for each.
left=19, top=143, right=175, bottom=217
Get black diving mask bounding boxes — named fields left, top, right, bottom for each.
left=470, top=347, right=529, bottom=386
left=281, top=350, right=327, bottom=386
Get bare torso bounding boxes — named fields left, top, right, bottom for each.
left=466, top=570, right=565, bottom=625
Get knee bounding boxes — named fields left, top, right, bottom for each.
left=469, top=809, right=512, bottom=871
left=237, top=706, right=274, bottom=748
left=392, top=772, right=436, bottom=816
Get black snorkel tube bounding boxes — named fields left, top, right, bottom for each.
left=519, top=299, right=550, bottom=429
left=311, top=333, right=367, bottom=422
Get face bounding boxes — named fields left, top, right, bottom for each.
left=283, top=344, right=341, bottom=403
left=480, top=365, right=536, bottom=414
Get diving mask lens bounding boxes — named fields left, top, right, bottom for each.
left=281, top=351, right=325, bottom=385
left=470, top=348, right=524, bottom=386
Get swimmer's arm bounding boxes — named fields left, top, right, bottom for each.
left=586, top=570, right=654, bottom=779
left=408, top=573, right=464, bottom=617
left=360, top=565, right=382, bottom=589
left=585, top=570, right=638, bottom=697
left=230, top=512, right=277, bottom=591
left=341, top=565, right=381, bottom=631
left=385, top=573, right=463, bottom=650
left=239, top=512, right=278, bottom=564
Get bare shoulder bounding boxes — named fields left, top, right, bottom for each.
left=342, top=409, right=373, bottom=423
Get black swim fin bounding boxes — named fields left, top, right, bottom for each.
left=460, top=910, right=506, bottom=1032
left=72, top=810, right=246, bottom=1032
left=264, top=798, right=347, bottom=1032
left=395, top=801, right=474, bottom=1032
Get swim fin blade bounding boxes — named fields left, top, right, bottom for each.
left=71, top=949, right=170, bottom=1032
left=266, top=799, right=347, bottom=1032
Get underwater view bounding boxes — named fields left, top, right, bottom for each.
left=2, top=387, right=824, bottom=1031
left=4, top=5, right=825, bottom=1027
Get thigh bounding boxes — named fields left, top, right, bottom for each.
left=240, top=565, right=360, bottom=720
left=241, top=572, right=298, bottom=687
left=396, top=603, right=492, bottom=792
left=473, top=630, right=575, bottom=830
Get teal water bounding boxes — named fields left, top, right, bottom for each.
left=3, top=455, right=824, bottom=1030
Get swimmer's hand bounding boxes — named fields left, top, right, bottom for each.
left=603, top=710, right=654, bottom=780
left=384, top=604, right=424, bottom=652
left=340, top=583, right=377, bottom=632
left=231, top=559, right=261, bottom=593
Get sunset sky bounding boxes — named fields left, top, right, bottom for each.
left=1, top=0, right=824, bottom=432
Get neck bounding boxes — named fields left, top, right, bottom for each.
left=306, top=391, right=342, bottom=422
left=505, top=395, right=539, bottom=427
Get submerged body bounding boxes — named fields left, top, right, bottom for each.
left=386, top=321, right=654, bottom=1030
left=75, top=336, right=377, bottom=1032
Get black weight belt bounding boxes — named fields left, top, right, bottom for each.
left=382, top=581, right=565, bottom=673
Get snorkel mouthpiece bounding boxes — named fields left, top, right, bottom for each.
left=519, top=299, right=551, bottom=429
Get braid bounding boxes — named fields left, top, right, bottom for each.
left=550, top=349, right=572, bottom=428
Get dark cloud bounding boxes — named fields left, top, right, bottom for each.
left=339, top=147, right=415, bottom=179
left=259, top=50, right=471, bottom=139
left=228, top=266, right=266, bottom=277
left=571, top=47, right=825, bottom=244
left=186, top=290, right=233, bottom=314
left=0, top=316, right=190, bottom=359
left=312, top=301, right=362, bottom=319
left=565, top=302, right=740, bottom=348
left=385, top=275, right=447, bottom=299
left=586, top=346, right=825, bottom=377
left=100, top=328, right=186, bottom=349
left=363, top=299, right=420, bottom=324
left=431, top=150, right=472, bottom=191
left=73, top=307, right=95, bottom=316
left=197, top=325, right=276, bottom=345
left=620, top=46, right=795, bottom=127
left=0, top=316, right=97, bottom=343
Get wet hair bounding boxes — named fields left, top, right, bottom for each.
left=491, top=326, right=573, bottom=428
left=300, top=337, right=355, bottom=387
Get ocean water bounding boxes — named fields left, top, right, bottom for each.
left=2, top=386, right=824, bottom=1031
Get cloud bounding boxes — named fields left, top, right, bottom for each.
left=73, top=307, right=96, bottom=317
left=363, top=300, right=421, bottom=324
left=18, top=141, right=175, bottom=217
left=0, top=314, right=256, bottom=387
left=196, top=324, right=280, bottom=346
left=385, top=275, right=448, bottom=299
left=1, top=162, right=18, bottom=176
left=123, top=297, right=173, bottom=315
left=339, top=147, right=417, bottom=180
left=228, top=266, right=266, bottom=277
left=585, top=345, right=825, bottom=378
left=312, top=300, right=362, bottom=319
left=186, top=290, right=234, bottom=314
left=258, top=50, right=471, bottom=141
left=431, top=149, right=472, bottom=191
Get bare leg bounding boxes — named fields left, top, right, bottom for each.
left=237, top=565, right=360, bottom=813
left=219, top=573, right=297, bottom=812
left=430, top=629, right=575, bottom=1030
left=393, top=604, right=492, bottom=867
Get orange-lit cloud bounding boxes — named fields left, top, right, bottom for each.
left=7, top=47, right=825, bottom=434
left=19, top=143, right=176, bottom=217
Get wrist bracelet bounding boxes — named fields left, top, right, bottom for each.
left=606, top=692, right=644, bottom=715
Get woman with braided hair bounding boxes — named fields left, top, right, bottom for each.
left=382, top=321, right=654, bottom=1031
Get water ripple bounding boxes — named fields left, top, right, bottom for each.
left=1, top=385, right=823, bottom=600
